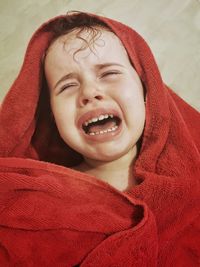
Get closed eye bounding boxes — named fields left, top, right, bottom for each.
left=101, top=70, right=121, bottom=78
left=60, top=83, right=78, bottom=92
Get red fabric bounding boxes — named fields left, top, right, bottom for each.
left=0, top=13, right=200, bottom=266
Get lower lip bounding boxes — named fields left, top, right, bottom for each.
left=81, top=122, right=123, bottom=142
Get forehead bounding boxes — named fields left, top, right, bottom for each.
left=45, top=28, right=129, bottom=63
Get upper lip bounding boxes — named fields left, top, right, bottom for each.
left=77, top=107, right=122, bottom=130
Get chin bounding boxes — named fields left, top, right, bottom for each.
left=85, top=145, right=137, bottom=163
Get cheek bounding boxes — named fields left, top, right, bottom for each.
left=111, top=78, right=144, bottom=106
left=51, top=98, right=76, bottom=131
left=54, top=112, right=80, bottom=148
left=111, top=79, right=145, bottom=128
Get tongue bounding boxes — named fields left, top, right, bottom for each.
left=89, top=120, right=116, bottom=133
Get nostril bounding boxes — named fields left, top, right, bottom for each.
left=81, top=95, right=103, bottom=106
left=82, top=99, right=89, bottom=105
left=95, top=95, right=103, bottom=100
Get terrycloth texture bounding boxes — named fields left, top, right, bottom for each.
left=0, top=13, right=200, bottom=266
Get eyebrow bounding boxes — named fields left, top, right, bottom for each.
left=53, top=62, right=124, bottom=90
left=94, top=63, right=125, bottom=70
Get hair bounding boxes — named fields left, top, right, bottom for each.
left=49, top=11, right=110, bottom=37
left=45, top=11, right=112, bottom=59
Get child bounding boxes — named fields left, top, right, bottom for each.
left=0, top=11, right=199, bottom=266
left=44, top=19, right=146, bottom=192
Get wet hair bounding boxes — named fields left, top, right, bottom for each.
left=49, top=11, right=110, bottom=38
left=45, top=11, right=112, bottom=58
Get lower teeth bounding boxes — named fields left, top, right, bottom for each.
left=89, top=125, right=118, bottom=135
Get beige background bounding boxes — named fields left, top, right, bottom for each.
left=0, top=0, right=200, bottom=110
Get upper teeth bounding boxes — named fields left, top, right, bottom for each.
left=84, top=114, right=114, bottom=126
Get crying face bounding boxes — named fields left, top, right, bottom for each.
left=44, top=29, right=145, bottom=162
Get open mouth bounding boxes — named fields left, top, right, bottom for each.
left=82, top=114, right=121, bottom=136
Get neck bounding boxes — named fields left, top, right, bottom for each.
left=74, top=146, right=139, bottom=191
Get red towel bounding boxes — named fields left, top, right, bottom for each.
left=0, top=12, right=200, bottom=266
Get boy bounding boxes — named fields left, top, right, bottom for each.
left=0, top=11, right=199, bottom=266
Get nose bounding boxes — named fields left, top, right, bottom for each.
left=78, top=81, right=104, bottom=107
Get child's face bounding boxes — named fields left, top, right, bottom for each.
left=45, top=29, right=145, bottom=162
